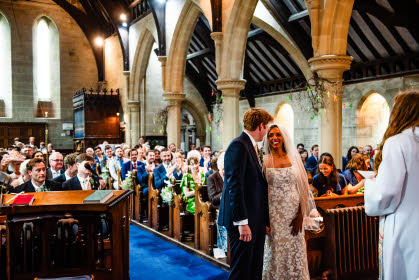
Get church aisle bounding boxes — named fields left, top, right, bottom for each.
left=129, top=225, right=228, bottom=280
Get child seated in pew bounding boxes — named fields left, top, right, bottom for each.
left=180, top=151, right=206, bottom=215
left=312, top=153, right=348, bottom=197
left=342, top=153, right=370, bottom=194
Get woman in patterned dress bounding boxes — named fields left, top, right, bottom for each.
left=180, top=154, right=206, bottom=215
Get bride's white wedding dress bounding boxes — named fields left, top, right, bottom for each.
left=262, top=167, right=310, bottom=280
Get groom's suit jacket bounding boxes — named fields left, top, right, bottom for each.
left=218, top=132, right=269, bottom=231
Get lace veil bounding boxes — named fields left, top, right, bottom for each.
left=262, top=124, right=320, bottom=230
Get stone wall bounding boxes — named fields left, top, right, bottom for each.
left=211, top=74, right=419, bottom=153
left=0, top=0, right=98, bottom=149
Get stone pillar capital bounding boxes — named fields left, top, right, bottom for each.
left=210, top=32, right=223, bottom=42
left=123, top=71, right=130, bottom=77
left=215, top=79, right=246, bottom=97
left=157, top=56, right=167, bottom=66
left=127, top=100, right=141, bottom=107
left=308, top=55, right=353, bottom=81
left=163, top=92, right=185, bottom=106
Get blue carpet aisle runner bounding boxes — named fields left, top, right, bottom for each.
left=129, top=225, right=228, bottom=280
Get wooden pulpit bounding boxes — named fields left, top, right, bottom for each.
left=0, top=190, right=133, bottom=280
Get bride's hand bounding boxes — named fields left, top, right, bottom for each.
left=290, top=209, right=303, bottom=236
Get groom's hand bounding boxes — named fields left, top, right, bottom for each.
left=238, top=225, right=252, bottom=242
left=290, top=210, right=303, bottom=236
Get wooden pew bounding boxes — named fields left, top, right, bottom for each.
left=194, top=184, right=215, bottom=255
left=170, top=180, right=195, bottom=242
left=148, top=174, right=160, bottom=230
left=168, top=180, right=181, bottom=238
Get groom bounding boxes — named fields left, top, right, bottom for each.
left=218, top=108, right=273, bottom=279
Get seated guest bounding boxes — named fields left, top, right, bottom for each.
left=136, top=150, right=156, bottom=196
left=102, top=145, right=114, bottom=169
left=62, top=154, right=101, bottom=191
left=93, top=145, right=106, bottom=173
left=39, top=142, right=46, bottom=153
left=47, top=143, right=54, bottom=154
left=11, top=159, right=31, bottom=187
left=208, top=152, right=227, bottom=253
left=52, top=153, right=78, bottom=184
left=46, top=152, right=64, bottom=179
left=153, top=148, right=182, bottom=190
left=32, top=151, right=44, bottom=160
left=28, top=136, right=36, bottom=148
left=199, top=146, right=212, bottom=172
left=14, top=158, right=62, bottom=193
left=205, top=156, right=218, bottom=178
left=343, top=153, right=369, bottom=194
left=306, top=144, right=319, bottom=175
left=364, top=144, right=374, bottom=171
left=343, top=146, right=359, bottom=171
left=313, top=153, right=347, bottom=197
left=180, top=153, right=206, bottom=215
left=137, top=147, right=146, bottom=163
left=86, top=147, right=94, bottom=158
left=22, top=145, right=34, bottom=159
left=109, top=147, right=126, bottom=189
left=300, top=149, right=308, bottom=169
left=154, top=149, right=162, bottom=165
left=168, top=143, right=176, bottom=158
left=2, top=151, right=25, bottom=185
left=121, top=149, right=144, bottom=180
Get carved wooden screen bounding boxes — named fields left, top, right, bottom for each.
left=0, top=123, right=46, bottom=147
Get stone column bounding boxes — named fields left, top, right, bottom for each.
left=163, top=92, right=185, bottom=148
left=210, top=32, right=223, bottom=76
left=192, top=128, right=196, bottom=144
left=127, top=100, right=141, bottom=147
left=185, top=128, right=190, bottom=151
left=216, top=80, right=246, bottom=149
left=308, top=55, right=352, bottom=169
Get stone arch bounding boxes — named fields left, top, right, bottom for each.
left=274, top=102, right=295, bottom=141
left=130, top=28, right=156, bottom=101
left=165, top=0, right=202, bottom=93
left=356, top=91, right=389, bottom=148
left=219, top=0, right=259, bottom=80
left=251, top=1, right=312, bottom=80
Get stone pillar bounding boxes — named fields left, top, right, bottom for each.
left=185, top=128, right=190, bottom=151
left=163, top=92, right=185, bottom=148
left=216, top=80, right=246, bottom=149
left=210, top=32, right=223, bottom=76
left=122, top=71, right=131, bottom=143
left=192, top=128, right=196, bottom=144
left=308, top=55, right=352, bottom=169
left=127, top=100, right=141, bottom=147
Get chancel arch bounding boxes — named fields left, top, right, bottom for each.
left=356, top=91, right=390, bottom=149
left=32, top=16, right=60, bottom=118
left=0, top=10, right=11, bottom=117
left=274, top=102, right=294, bottom=141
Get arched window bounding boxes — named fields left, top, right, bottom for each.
left=274, top=103, right=294, bottom=141
left=357, top=92, right=389, bottom=148
left=33, top=16, right=59, bottom=117
left=0, top=11, right=12, bottom=117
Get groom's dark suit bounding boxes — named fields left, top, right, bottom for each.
left=218, top=132, right=269, bottom=280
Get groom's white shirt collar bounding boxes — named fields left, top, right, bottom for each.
left=243, top=131, right=257, bottom=147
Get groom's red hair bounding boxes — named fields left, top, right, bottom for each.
left=243, top=108, right=273, bottom=131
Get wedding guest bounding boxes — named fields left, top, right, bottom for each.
left=28, top=137, right=36, bottom=147
left=208, top=152, right=227, bottom=253
left=364, top=90, right=419, bottom=280
left=297, top=143, right=304, bottom=153
left=47, top=143, right=54, bottom=154
left=168, top=143, right=176, bottom=159
left=137, top=147, right=146, bottom=162
left=109, top=147, right=126, bottom=189
left=199, top=146, right=212, bottom=172
left=300, top=149, right=308, bottom=168
left=343, top=146, right=359, bottom=171
left=364, top=144, right=374, bottom=170
left=342, top=153, right=368, bottom=194
left=103, top=145, right=114, bottom=168
left=94, top=145, right=106, bottom=173
left=12, top=159, right=31, bottom=186
left=14, top=158, right=62, bottom=193
left=62, top=154, right=101, bottom=191
left=46, top=152, right=64, bottom=179
left=154, top=149, right=162, bottom=165
left=136, top=150, right=156, bottom=196
left=205, top=156, right=218, bottom=178
left=153, top=148, right=182, bottom=190
left=86, top=147, right=94, bottom=157
left=306, top=144, right=319, bottom=174
left=312, top=153, right=347, bottom=197
left=180, top=153, right=206, bottom=215
left=39, top=142, right=46, bottom=153
left=121, top=149, right=144, bottom=180
left=52, top=153, right=78, bottom=184
left=22, top=145, right=34, bottom=159
left=32, top=151, right=44, bottom=160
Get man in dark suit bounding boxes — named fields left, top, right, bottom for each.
left=52, top=153, right=78, bottom=184
left=121, top=149, right=144, bottom=180
left=14, top=158, right=62, bottom=193
left=46, top=152, right=65, bottom=179
left=62, top=154, right=101, bottom=191
left=306, top=144, right=319, bottom=175
left=218, top=108, right=273, bottom=280
left=153, top=148, right=182, bottom=190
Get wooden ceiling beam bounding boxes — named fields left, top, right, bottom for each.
left=349, top=18, right=382, bottom=60
left=187, top=48, right=212, bottom=60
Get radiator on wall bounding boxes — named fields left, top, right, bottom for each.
left=325, top=206, right=379, bottom=279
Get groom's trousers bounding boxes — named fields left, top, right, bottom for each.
left=227, top=225, right=266, bottom=280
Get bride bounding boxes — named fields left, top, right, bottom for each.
left=262, top=124, right=319, bottom=280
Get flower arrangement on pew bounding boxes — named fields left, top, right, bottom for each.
left=121, top=171, right=135, bottom=190
left=99, top=166, right=110, bottom=182
left=160, top=179, right=174, bottom=205
left=0, top=184, right=9, bottom=194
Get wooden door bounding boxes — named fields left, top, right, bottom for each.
left=0, top=123, right=46, bottom=147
